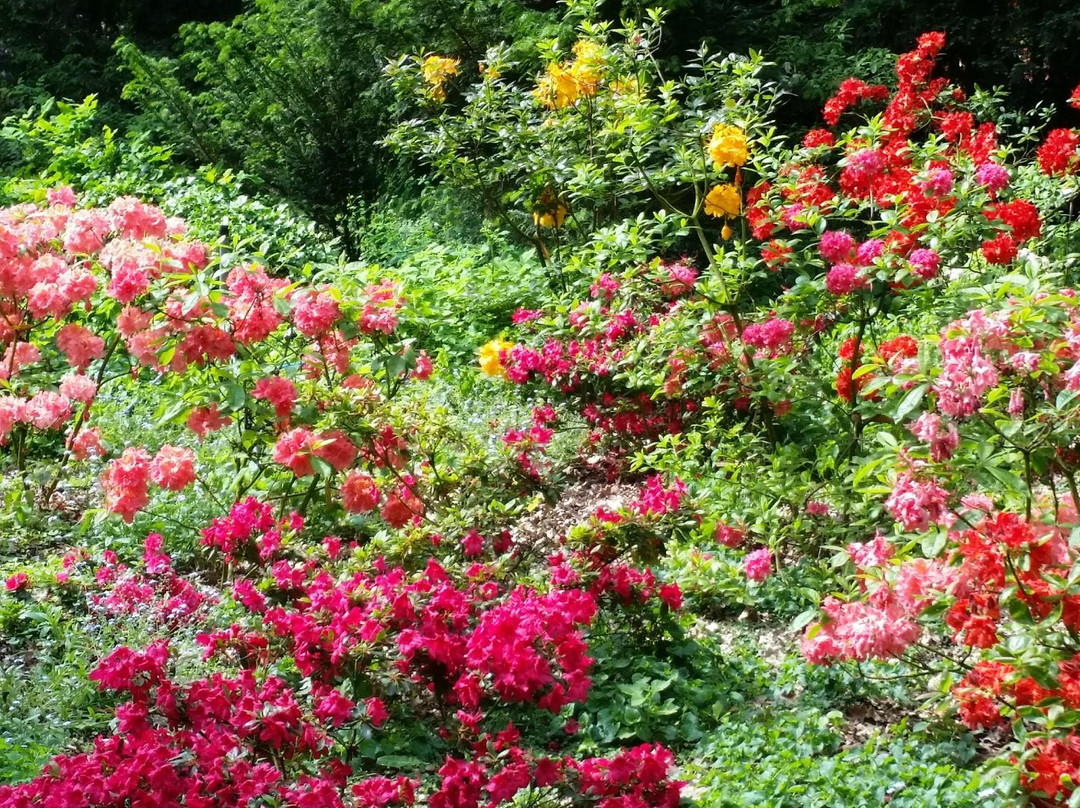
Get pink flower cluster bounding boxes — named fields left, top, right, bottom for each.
left=200, top=496, right=301, bottom=563
left=1, top=190, right=433, bottom=533
left=0, top=390, right=73, bottom=443
left=465, top=587, right=596, bottom=712
left=743, top=548, right=773, bottom=582
left=359, top=279, right=406, bottom=334
left=272, top=427, right=358, bottom=477
left=252, top=376, right=298, bottom=423
left=884, top=464, right=952, bottom=532
left=801, top=595, right=922, bottom=664
left=102, top=445, right=197, bottom=522
left=908, top=412, right=959, bottom=462
left=0, top=500, right=688, bottom=808
left=628, top=475, right=687, bottom=517
left=741, top=317, right=795, bottom=354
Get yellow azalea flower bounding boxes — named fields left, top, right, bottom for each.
left=611, top=76, right=640, bottom=97
left=707, top=124, right=749, bottom=170
left=479, top=338, right=514, bottom=378
left=421, top=55, right=460, bottom=85
left=534, top=63, right=579, bottom=109
left=569, top=40, right=604, bottom=97
left=572, top=39, right=604, bottom=64
left=533, top=187, right=568, bottom=228
left=479, top=61, right=501, bottom=80
left=705, top=184, right=741, bottom=218
left=421, top=55, right=460, bottom=101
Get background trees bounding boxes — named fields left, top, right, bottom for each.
left=4, top=0, right=1080, bottom=253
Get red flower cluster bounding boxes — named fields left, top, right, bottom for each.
left=201, top=496, right=302, bottom=563
left=834, top=335, right=917, bottom=404
left=1036, top=84, right=1080, bottom=177
left=822, top=78, right=889, bottom=126
left=0, top=497, right=685, bottom=808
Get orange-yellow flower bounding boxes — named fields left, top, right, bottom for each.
left=611, top=76, right=640, bottom=97
left=534, top=63, right=579, bottom=109
left=479, top=338, right=513, bottom=378
left=569, top=40, right=604, bottom=97
left=533, top=187, right=568, bottom=228
left=705, top=184, right=741, bottom=218
left=421, top=55, right=460, bottom=101
left=534, top=41, right=605, bottom=109
left=707, top=124, right=749, bottom=170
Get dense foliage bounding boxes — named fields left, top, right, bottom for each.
left=0, top=0, right=240, bottom=125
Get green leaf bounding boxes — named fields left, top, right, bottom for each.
left=982, top=463, right=1026, bottom=492
left=376, top=755, right=425, bottom=769
left=894, top=383, right=927, bottom=422
left=157, top=400, right=189, bottom=426
left=309, top=456, right=335, bottom=478
left=225, top=381, right=246, bottom=410
left=1058, top=389, right=1080, bottom=410
left=920, top=530, right=947, bottom=557
left=789, top=609, right=818, bottom=632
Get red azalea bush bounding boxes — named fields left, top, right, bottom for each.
left=794, top=288, right=1080, bottom=802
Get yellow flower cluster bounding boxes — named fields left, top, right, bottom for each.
left=479, top=338, right=514, bottom=378
left=534, top=64, right=579, bottom=110
left=569, top=40, right=604, bottom=96
left=704, top=125, right=747, bottom=238
left=534, top=40, right=606, bottom=110
left=705, top=184, right=741, bottom=221
left=421, top=55, right=460, bottom=102
left=707, top=124, right=749, bottom=170
left=611, top=76, right=640, bottom=98
left=533, top=187, right=568, bottom=229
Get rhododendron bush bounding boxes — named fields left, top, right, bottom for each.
left=0, top=517, right=685, bottom=808
left=0, top=186, right=454, bottom=529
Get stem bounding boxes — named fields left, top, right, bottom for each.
left=297, top=474, right=321, bottom=517
left=1065, top=466, right=1080, bottom=510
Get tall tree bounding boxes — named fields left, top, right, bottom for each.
left=119, top=0, right=559, bottom=254
left=0, top=0, right=241, bottom=121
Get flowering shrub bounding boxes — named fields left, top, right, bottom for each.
left=787, top=286, right=1080, bottom=801
left=385, top=8, right=1080, bottom=801
left=8, top=2, right=1080, bottom=805
left=0, top=187, right=450, bottom=531
left=386, top=8, right=775, bottom=275
left=0, top=503, right=685, bottom=808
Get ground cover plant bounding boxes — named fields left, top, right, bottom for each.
left=5, top=1, right=1080, bottom=805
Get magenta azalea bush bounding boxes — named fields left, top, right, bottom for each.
left=0, top=522, right=686, bottom=808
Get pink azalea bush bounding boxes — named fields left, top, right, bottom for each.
left=0, top=187, right=442, bottom=528
left=0, top=504, right=684, bottom=808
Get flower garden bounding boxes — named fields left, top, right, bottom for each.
left=3, top=3, right=1080, bottom=806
